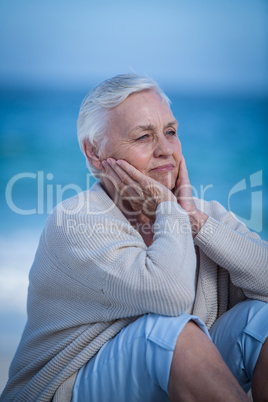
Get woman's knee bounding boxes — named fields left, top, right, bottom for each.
left=143, top=313, right=210, bottom=394
left=73, top=314, right=210, bottom=401
left=168, top=320, right=250, bottom=402
left=210, top=299, right=268, bottom=392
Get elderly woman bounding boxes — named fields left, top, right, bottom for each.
left=1, top=74, right=268, bottom=402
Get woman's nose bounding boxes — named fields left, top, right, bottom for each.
left=153, top=135, right=173, bottom=158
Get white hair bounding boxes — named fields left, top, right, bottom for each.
left=77, top=73, right=171, bottom=177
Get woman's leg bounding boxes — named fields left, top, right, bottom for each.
left=252, top=337, right=268, bottom=401
left=72, top=313, right=249, bottom=402
left=72, top=313, right=205, bottom=402
left=210, top=299, right=268, bottom=398
left=168, top=320, right=249, bottom=401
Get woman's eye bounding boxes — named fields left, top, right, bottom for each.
left=137, top=134, right=149, bottom=141
left=166, top=130, right=176, bottom=136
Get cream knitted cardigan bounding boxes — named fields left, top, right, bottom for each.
left=1, top=182, right=268, bottom=402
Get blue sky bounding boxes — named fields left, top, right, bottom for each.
left=0, top=0, right=267, bottom=93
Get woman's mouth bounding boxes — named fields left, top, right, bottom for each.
left=150, top=164, right=174, bottom=172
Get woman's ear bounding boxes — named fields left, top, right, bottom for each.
left=83, top=140, right=102, bottom=170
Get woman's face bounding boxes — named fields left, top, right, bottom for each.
left=100, top=89, right=182, bottom=190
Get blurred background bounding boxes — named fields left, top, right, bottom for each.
left=0, top=0, right=267, bottom=393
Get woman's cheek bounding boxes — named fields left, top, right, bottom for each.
left=123, top=150, right=151, bottom=172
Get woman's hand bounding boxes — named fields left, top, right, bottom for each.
left=174, top=156, right=208, bottom=237
left=102, top=158, right=177, bottom=221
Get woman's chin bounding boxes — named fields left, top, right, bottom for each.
left=152, top=174, right=176, bottom=190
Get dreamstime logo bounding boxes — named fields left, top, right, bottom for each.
left=4, top=170, right=264, bottom=233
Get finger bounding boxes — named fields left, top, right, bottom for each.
left=116, top=159, right=175, bottom=205
left=116, top=159, right=149, bottom=187
left=104, top=159, right=144, bottom=199
left=102, top=160, right=123, bottom=191
left=174, top=157, right=192, bottom=200
left=177, top=156, right=190, bottom=185
left=107, top=158, right=137, bottom=186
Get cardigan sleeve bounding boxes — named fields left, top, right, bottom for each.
left=44, top=201, right=197, bottom=319
left=194, top=199, right=268, bottom=301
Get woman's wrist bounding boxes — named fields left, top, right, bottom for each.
left=159, top=192, right=177, bottom=204
left=188, top=209, right=208, bottom=238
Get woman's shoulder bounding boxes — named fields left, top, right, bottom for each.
left=46, top=182, right=120, bottom=225
left=42, top=182, right=131, bottom=248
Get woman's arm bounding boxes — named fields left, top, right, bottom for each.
left=99, top=158, right=196, bottom=316
left=44, top=159, right=197, bottom=321
left=174, top=155, right=268, bottom=301
left=194, top=200, right=268, bottom=301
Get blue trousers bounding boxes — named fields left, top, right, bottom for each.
left=72, top=300, right=268, bottom=401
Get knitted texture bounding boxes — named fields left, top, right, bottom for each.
left=1, top=183, right=267, bottom=401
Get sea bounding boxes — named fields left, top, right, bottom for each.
left=0, top=87, right=267, bottom=392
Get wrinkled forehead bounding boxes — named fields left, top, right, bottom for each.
left=107, top=89, right=175, bottom=132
